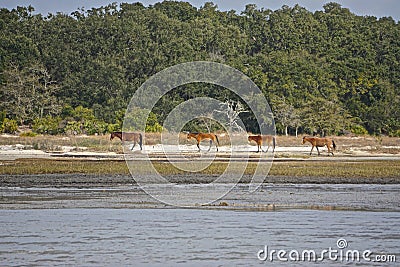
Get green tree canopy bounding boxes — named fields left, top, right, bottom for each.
left=0, top=2, right=399, bottom=135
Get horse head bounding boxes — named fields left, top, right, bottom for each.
left=110, top=131, right=122, bottom=141
left=302, top=136, right=307, bottom=144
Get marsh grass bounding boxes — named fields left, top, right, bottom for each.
left=1, top=159, right=399, bottom=179
left=0, top=159, right=129, bottom=175
left=270, top=161, right=400, bottom=178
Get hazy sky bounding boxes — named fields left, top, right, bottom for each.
left=1, top=0, right=399, bottom=21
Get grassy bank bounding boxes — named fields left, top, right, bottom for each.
left=1, top=158, right=399, bottom=179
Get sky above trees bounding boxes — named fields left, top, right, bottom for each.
left=1, top=0, right=400, bottom=21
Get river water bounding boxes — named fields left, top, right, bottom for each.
left=1, top=208, right=399, bottom=266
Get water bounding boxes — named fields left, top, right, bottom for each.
left=1, top=208, right=399, bottom=266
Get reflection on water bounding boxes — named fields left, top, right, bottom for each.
left=1, top=209, right=399, bottom=266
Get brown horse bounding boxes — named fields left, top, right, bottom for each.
left=248, top=135, right=276, bottom=153
left=302, top=136, right=336, bottom=156
left=187, top=132, right=220, bottom=152
left=110, top=131, right=143, bottom=150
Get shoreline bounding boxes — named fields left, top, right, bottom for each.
left=2, top=146, right=400, bottom=160
left=1, top=141, right=399, bottom=212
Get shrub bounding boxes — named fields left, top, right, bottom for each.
left=350, top=124, right=369, bottom=136
left=145, top=122, right=163, bottom=133
left=107, top=123, right=120, bottom=133
left=33, top=116, right=63, bottom=135
left=72, top=106, right=95, bottom=121
left=20, top=131, right=37, bottom=137
left=1, top=118, right=18, bottom=134
left=64, top=119, right=109, bottom=135
left=84, top=120, right=108, bottom=135
left=389, top=129, right=400, bottom=137
left=64, top=120, right=82, bottom=135
left=145, top=112, right=163, bottom=133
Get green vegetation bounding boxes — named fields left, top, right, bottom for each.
left=1, top=159, right=399, bottom=179
left=0, top=118, right=18, bottom=134
left=19, top=131, right=37, bottom=137
left=0, top=2, right=399, bottom=135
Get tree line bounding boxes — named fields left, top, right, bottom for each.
left=0, top=1, right=399, bottom=136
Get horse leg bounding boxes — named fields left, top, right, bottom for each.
left=316, top=146, right=320, bottom=156
left=197, top=142, right=201, bottom=152
left=132, top=142, right=136, bottom=149
left=257, top=144, right=260, bottom=153
left=310, top=146, right=314, bottom=155
left=207, top=140, right=212, bottom=152
left=261, top=146, right=267, bottom=153
left=328, top=145, right=334, bottom=156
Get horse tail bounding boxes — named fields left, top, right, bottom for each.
left=273, top=136, right=276, bottom=151
left=332, top=140, right=336, bottom=150
left=139, top=133, right=143, bottom=149
left=215, top=134, right=220, bottom=146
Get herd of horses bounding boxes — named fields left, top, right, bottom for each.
left=110, top=131, right=337, bottom=156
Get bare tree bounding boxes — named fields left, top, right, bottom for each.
left=214, top=99, right=248, bottom=132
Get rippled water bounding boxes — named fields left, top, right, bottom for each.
left=1, top=209, right=399, bottom=266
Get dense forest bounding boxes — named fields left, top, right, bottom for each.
left=0, top=1, right=399, bottom=136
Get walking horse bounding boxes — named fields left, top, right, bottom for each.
left=187, top=132, right=220, bottom=152
left=248, top=135, right=276, bottom=153
left=302, top=136, right=336, bottom=156
left=110, top=131, right=143, bottom=150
